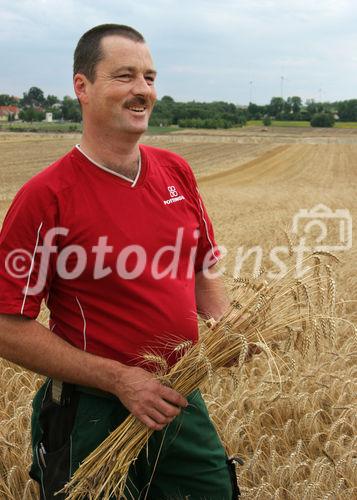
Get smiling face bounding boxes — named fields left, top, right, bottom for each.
left=74, top=35, right=157, bottom=137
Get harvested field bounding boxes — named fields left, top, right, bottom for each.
left=171, top=126, right=357, bottom=144
left=0, top=129, right=356, bottom=499
left=0, top=133, right=80, bottom=203
left=199, top=142, right=356, bottom=305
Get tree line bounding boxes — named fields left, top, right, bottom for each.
left=1, top=87, right=357, bottom=128
left=149, top=95, right=246, bottom=129
left=0, top=87, right=81, bottom=122
left=152, top=95, right=356, bottom=128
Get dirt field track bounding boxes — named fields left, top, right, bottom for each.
left=0, top=127, right=356, bottom=499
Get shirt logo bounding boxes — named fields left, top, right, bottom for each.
left=168, top=185, right=178, bottom=197
left=163, top=185, right=185, bottom=205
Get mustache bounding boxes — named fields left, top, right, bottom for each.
left=125, top=97, right=148, bottom=108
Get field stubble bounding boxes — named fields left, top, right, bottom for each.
left=0, top=128, right=356, bottom=499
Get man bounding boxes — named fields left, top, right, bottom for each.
left=0, top=25, right=238, bottom=499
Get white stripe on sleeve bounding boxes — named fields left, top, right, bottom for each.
left=21, top=221, right=44, bottom=315
left=195, top=187, right=219, bottom=262
left=75, top=296, right=87, bottom=351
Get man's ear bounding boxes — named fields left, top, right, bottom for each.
left=73, top=73, right=90, bottom=105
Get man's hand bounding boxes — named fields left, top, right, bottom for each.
left=0, top=315, right=187, bottom=433
left=114, top=365, right=188, bottom=431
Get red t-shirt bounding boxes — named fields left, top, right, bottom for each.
left=0, top=145, right=220, bottom=366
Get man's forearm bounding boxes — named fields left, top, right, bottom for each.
left=195, top=270, right=230, bottom=320
left=0, top=313, right=188, bottom=431
left=0, top=314, right=122, bottom=394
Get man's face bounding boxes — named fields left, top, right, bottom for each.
left=80, top=35, right=157, bottom=136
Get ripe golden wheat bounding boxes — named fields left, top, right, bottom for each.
left=0, top=132, right=356, bottom=499
left=59, top=252, right=357, bottom=500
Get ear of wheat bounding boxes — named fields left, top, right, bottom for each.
left=62, top=252, right=343, bottom=500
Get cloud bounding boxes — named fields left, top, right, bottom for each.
left=0, top=0, right=356, bottom=102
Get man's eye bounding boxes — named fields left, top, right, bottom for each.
left=116, top=74, right=131, bottom=80
left=145, top=76, right=155, bottom=84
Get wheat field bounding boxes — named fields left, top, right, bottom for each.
left=0, top=127, right=356, bottom=499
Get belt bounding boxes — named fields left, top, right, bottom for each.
left=51, top=379, right=118, bottom=405
left=75, top=384, right=118, bottom=401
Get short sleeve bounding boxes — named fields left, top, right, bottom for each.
left=180, top=160, right=222, bottom=272
left=0, top=181, right=59, bottom=319
left=193, top=186, right=222, bottom=272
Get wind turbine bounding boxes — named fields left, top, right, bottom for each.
left=280, top=76, right=285, bottom=99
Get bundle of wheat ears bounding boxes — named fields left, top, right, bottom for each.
left=63, top=248, right=343, bottom=500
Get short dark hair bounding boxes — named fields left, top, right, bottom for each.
left=73, top=24, right=145, bottom=82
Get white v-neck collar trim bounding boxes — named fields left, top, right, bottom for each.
left=75, top=144, right=141, bottom=187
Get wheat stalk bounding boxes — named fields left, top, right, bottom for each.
left=60, top=251, right=347, bottom=500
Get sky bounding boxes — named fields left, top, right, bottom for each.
left=0, top=0, right=356, bottom=105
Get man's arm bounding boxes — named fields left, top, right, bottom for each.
left=0, top=314, right=187, bottom=430
left=195, top=270, right=261, bottom=365
left=195, top=269, right=230, bottom=321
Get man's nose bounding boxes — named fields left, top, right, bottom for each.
left=131, top=75, right=152, bottom=96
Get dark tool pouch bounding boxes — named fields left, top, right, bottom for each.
left=227, top=455, right=243, bottom=499
left=32, top=379, right=80, bottom=500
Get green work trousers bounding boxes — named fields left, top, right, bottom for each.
left=30, top=380, right=237, bottom=499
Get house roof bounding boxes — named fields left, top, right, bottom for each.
left=0, top=105, right=20, bottom=116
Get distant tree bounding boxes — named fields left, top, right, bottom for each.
left=337, top=99, right=357, bottom=121
left=0, top=94, right=9, bottom=105
left=0, top=94, right=19, bottom=106
left=308, top=99, right=324, bottom=114
left=310, top=112, right=335, bottom=127
left=161, top=95, right=175, bottom=105
left=269, top=97, right=285, bottom=117
left=150, top=97, right=246, bottom=128
left=299, top=109, right=311, bottom=121
left=290, top=96, right=302, bottom=114
left=19, top=107, right=45, bottom=122
left=62, top=96, right=82, bottom=122
left=51, top=108, right=63, bottom=120
left=150, top=96, right=175, bottom=126
left=283, top=99, right=292, bottom=115
left=247, top=103, right=260, bottom=119
left=247, top=102, right=267, bottom=120
left=305, top=99, right=319, bottom=120
left=263, top=116, right=272, bottom=126
left=178, top=117, right=237, bottom=129
left=46, top=94, right=60, bottom=107
left=21, top=87, right=46, bottom=108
